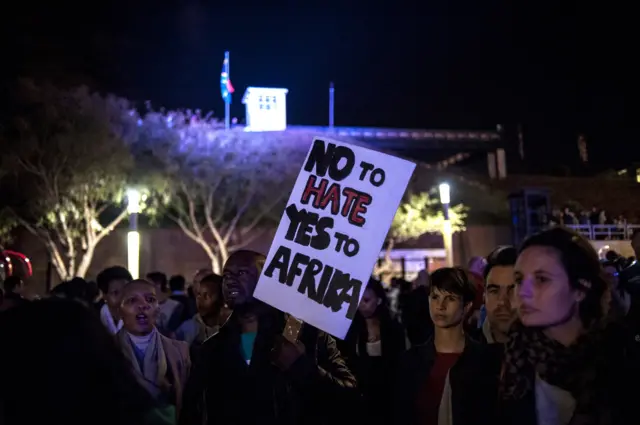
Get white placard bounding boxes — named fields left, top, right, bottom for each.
left=254, top=137, right=415, bottom=339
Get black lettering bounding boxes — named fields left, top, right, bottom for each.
left=297, top=259, right=325, bottom=302
left=334, top=232, right=360, bottom=257
left=370, top=168, right=386, bottom=187
left=284, top=204, right=303, bottom=241
left=358, top=161, right=375, bottom=181
left=303, top=139, right=355, bottom=181
left=287, top=253, right=309, bottom=287
left=263, top=246, right=292, bottom=285
left=264, top=251, right=363, bottom=319
left=311, top=216, right=334, bottom=250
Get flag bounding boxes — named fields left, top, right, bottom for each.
left=220, top=52, right=234, bottom=104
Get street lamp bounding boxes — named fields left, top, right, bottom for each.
left=439, top=183, right=454, bottom=267
left=127, top=188, right=141, bottom=279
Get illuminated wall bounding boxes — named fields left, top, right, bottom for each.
left=242, top=87, right=289, bottom=132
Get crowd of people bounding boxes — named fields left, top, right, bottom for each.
left=2, top=226, right=640, bottom=425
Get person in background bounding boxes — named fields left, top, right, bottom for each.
left=170, top=274, right=197, bottom=323
left=175, top=273, right=227, bottom=349
left=148, top=272, right=183, bottom=336
left=180, top=250, right=358, bottom=425
left=399, top=278, right=433, bottom=346
left=620, top=229, right=640, bottom=298
left=344, top=278, right=407, bottom=425
left=97, top=266, right=132, bottom=334
left=394, top=267, right=498, bottom=425
left=476, top=246, right=518, bottom=344
left=499, top=227, right=626, bottom=425
left=0, top=276, right=28, bottom=311
left=117, top=279, right=191, bottom=422
left=466, top=256, right=487, bottom=328
left=0, top=298, right=174, bottom=425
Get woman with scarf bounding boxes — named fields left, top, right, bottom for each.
left=344, top=279, right=407, bottom=425
left=117, top=279, right=191, bottom=421
left=499, top=227, right=631, bottom=425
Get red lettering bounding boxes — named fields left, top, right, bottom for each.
left=322, top=183, right=341, bottom=215
left=299, top=176, right=372, bottom=227
left=341, top=188, right=359, bottom=217
left=349, top=193, right=372, bottom=226
left=301, top=175, right=328, bottom=209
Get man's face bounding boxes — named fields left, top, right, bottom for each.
left=222, top=256, right=260, bottom=308
left=106, top=279, right=127, bottom=311
left=193, top=269, right=213, bottom=293
left=196, top=282, right=219, bottom=316
left=120, top=282, right=159, bottom=336
left=484, top=265, right=517, bottom=334
left=429, top=287, right=469, bottom=328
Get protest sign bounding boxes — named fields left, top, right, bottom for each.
left=253, top=137, right=416, bottom=339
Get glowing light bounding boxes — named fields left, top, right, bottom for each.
left=242, top=87, right=289, bottom=132
left=127, top=188, right=141, bottom=214
left=439, top=183, right=450, bottom=205
left=127, top=231, right=140, bottom=279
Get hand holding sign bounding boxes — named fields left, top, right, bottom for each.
left=254, top=137, right=415, bottom=339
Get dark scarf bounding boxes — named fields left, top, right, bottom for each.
left=500, top=321, right=611, bottom=425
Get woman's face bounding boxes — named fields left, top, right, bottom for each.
left=514, top=246, right=583, bottom=327
left=120, top=283, right=159, bottom=336
left=358, top=288, right=379, bottom=318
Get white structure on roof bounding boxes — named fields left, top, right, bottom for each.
left=242, top=87, right=289, bottom=132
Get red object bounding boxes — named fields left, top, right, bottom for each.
left=1, top=250, right=33, bottom=278
left=416, top=352, right=462, bottom=425
left=227, top=79, right=235, bottom=94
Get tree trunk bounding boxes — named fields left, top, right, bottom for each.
left=76, top=246, right=95, bottom=278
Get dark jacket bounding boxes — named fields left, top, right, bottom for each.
left=343, top=315, right=407, bottom=425
left=394, top=336, right=499, bottom=425
left=179, top=307, right=358, bottom=425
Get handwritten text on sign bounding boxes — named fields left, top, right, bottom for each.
left=253, top=138, right=415, bottom=338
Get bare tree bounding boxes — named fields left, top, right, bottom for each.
left=137, top=111, right=311, bottom=273
left=0, top=79, right=139, bottom=280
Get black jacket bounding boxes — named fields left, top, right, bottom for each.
left=393, top=336, right=500, bottom=425
left=179, top=307, right=358, bottom=425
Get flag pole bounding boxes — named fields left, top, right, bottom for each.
left=329, top=82, right=335, bottom=129
left=225, top=51, right=231, bottom=130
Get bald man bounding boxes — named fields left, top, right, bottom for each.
left=181, top=250, right=358, bottom=425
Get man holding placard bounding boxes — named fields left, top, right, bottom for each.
left=180, top=250, right=358, bottom=425
left=254, top=137, right=416, bottom=339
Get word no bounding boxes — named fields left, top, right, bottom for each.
left=304, top=139, right=387, bottom=188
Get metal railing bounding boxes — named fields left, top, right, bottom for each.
left=563, top=224, right=640, bottom=240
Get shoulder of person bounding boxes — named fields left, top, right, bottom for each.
left=160, top=334, right=190, bottom=356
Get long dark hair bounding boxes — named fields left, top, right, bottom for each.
left=0, top=298, right=156, bottom=425
left=348, top=279, right=405, bottom=359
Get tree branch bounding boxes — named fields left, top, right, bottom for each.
left=222, top=189, right=254, bottom=245
left=240, top=191, right=286, bottom=238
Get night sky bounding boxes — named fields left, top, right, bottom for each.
left=4, top=1, right=635, bottom=169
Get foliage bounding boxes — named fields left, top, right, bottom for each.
left=373, top=191, right=467, bottom=280
left=0, top=79, right=144, bottom=280
left=389, top=191, right=467, bottom=244
left=135, top=111, right=313, bottom=273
